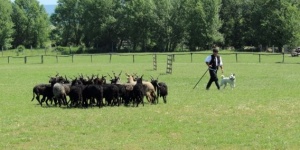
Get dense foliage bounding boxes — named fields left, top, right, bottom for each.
left=1, top=0, right=300, bottom=52
left=0, top=0, right=14, bottom=49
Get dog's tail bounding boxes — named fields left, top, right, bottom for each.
left=221, top=75, right=225, bottom=79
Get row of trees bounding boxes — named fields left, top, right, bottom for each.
left=1, top=0, right=300, bottom=52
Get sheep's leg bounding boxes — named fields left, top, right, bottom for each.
left=151, top=91, right=157, bottom=104
left=35, top=94, right=41, bottom=105
left=132, top=97, right=136, bottom=107
left=45, top=97, right=50, bottom=106
left=90, top=97, right=96, bottom=106
left=156, top=91, right=160, bottom=104
left=117, top=97, right=121, bottom=106
left=136, top=97, right=140, bottom=107
left=163, top=96, right=167, bottom=104
left=141, top=96, right=144, bottom=107
left=77, top=95, right=82, bottom=107
left=67, top=98, right=72, bottom=107
left=63, top=95, right=68, bottom=106
left=145, top=92, right=151, bottom=103
left=96, top=97, right=101, bottom=108
left=110, top=97, right=115, bottom=106
left=53, top=98, right=57, bottom=106
left=40, top=96, right=46, bottom=106
left=58, top=98, right=61, bottom=107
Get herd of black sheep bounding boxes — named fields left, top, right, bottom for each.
left=31, top=71, right=168, bottom=108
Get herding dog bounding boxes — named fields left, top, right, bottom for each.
left=220, top=73, right=236, bottom=89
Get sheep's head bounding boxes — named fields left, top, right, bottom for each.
left=78, top=74, right=89, bottom=85
left=125, top=73, right=134, bottom=83
left=49, top=76, right=56, bottom=84
left=64, top=75, right=70, bottom=83
left=136, top=75, right=143, bottom=84
left=48, top=75, right=66, bottom=85
left=108, top=71, right=122, bottom=84
left=150, top=75, right=159, bottom=90
left=113, top=71, right=122, bottom=79
left=85, top=75, right=95, bottom=84
left=71, top=77, right=82, bottom=86
left=94, top=75, right=106, bottom=85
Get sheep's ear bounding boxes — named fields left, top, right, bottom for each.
left=150, top=75, right=154, bottom=80
left=107, top=73, right=113, bottom=79
left=132, top=73, right=137, bottom=78
left=118, top=71, right=122, bottom=77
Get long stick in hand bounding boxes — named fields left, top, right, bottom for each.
left=193, top=69, right=208, bottom=89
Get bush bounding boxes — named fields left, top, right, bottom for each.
left=74, top=45, right=86, bottom=54
left=55, top=46, right=70, bottom=55
left=16, top=45, right=25, bottom=56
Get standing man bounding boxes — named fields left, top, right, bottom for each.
left=205, top=47, right=223, bottom=90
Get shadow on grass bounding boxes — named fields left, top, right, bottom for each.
left=33, top=101, right=158, bottom=109
left=275, top=61, right=300, bottom=64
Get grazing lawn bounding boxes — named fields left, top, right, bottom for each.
left=0, top=52, right=300, bottom=149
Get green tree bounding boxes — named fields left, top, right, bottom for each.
left=125, top=0, right=157, bottom=51
left=219, top=0, right=244, bottom=48
left=245, top=0, right=300, bottom=51
left=0, top=0, right=14, bottom=49
left=186, top=0, right=223, bottom=51
left=12, top=0, right=50, bottom=48
left=51, top=0, right=85, bottom=46
left=151, top=0, right=172, bottom=52
left=168, top=0, right=189, bottom=52
left=81, top=0, right=118, bottom=51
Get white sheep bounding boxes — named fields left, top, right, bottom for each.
left=126, top=73, right=157, bottom=104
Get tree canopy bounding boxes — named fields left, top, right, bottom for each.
left=0, top=0, right=14, bottom=49
left=1, top=0, right=300, bottom=52
left=11, top=0, right=50, bottom=48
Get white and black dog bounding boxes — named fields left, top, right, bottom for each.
left=220, top=73, right=236, bottom=89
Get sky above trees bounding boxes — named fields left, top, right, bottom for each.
left=11, top=0, right=57, bottom=5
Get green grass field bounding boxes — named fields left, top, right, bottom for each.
left=1, top=52, right=300, bottom=149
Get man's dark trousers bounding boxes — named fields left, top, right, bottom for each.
left=206, top=69, right=220, bottom=90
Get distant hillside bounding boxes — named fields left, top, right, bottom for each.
left=44, top=5, right=56, bottom=16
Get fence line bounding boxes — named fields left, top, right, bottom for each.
left=0, top=52, right=289, bottom=64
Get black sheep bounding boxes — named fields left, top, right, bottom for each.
left=82, top=84, right=104, bottom=108
left=94, top=75, right=120, bottom=106
left=157, top=82, right=168, bottom=104
left=132, top=76, right=145, bottom=107
left=109, top=73, right=128, bottom=106
left=31, top=83, right=53, bottom=106
left=150, top=78, right=168, bottom=104
left=68, top=78, right=85, bottom=107
left=102, top=84, right=120, bottom=106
